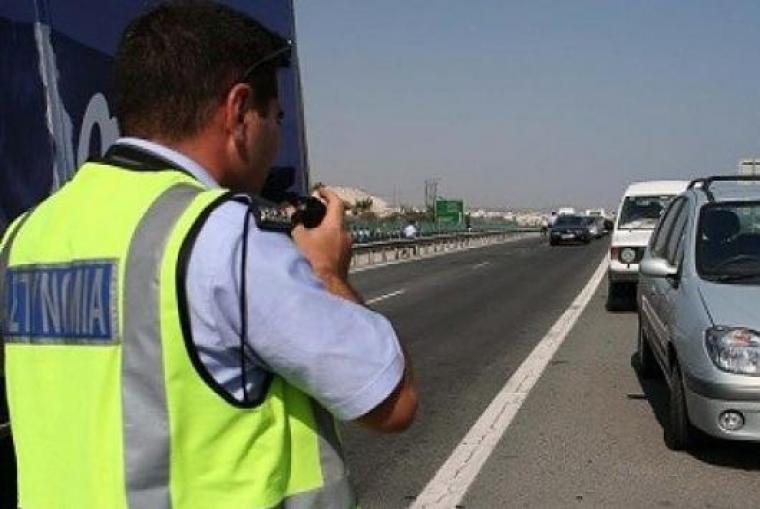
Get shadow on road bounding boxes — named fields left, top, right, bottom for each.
left=630, top=354, right=760, bottom=471
left=629, top=353, right=669, bottom=429
left=603, top=279, right=638, bottom=313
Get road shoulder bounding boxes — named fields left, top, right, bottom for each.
left=463, top=280, right=760, bottom=508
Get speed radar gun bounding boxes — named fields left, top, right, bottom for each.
left=261, top=166, right=326, bottom=229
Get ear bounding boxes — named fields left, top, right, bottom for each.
left=223, top=83, right=255, bottom=137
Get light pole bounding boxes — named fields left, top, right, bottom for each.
left=424, top=178, right=439, bottom=211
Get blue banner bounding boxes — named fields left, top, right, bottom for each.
left=0, top=1, right=308, bottom=233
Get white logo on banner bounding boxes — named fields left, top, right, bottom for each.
left=34, top=22, right=120, bottom=192
left=77, top=93, right=120, bottom=168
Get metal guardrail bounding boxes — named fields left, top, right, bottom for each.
left=350, top=229, right=539, bottom=268
left=348, top=220, right=523, bottom=245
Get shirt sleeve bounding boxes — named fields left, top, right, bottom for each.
left=190, top=201, right=405, bottom=421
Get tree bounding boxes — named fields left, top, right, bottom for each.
left=353, top=197, right=373, bottom=215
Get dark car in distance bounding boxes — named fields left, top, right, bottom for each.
left=550, top=215, right=592, bottom=245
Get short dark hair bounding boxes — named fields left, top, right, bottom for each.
left=114, top=1, right=288, bottom=140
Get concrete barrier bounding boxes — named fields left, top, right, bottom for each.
left=350, top=230, right=538, bottom=269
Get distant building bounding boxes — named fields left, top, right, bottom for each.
left=739, top=159, right=760, bottom=176
left=469, top=207, right=544, bottom=227
left=327, top=186, right=397, bottom=216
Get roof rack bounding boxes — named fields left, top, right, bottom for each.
left=687, top=175, right=760, bottom=202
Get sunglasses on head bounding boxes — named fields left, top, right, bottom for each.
left=240, top=40, right=293, bottom=83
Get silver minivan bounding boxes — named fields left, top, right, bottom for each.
left=638, top=176, right=760, bottom=450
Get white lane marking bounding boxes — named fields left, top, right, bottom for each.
left=411, top=256, right=608, bottom=509
left=365, top=289, right=406, bottom=305
left=471, top=261, right=490, bottom=269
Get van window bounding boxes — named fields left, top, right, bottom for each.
left=618, top=195, right=675, bottom=230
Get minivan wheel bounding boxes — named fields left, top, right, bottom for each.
left=636, top=318, right=659, bottom=379
left=664, top=362, right=698, bottom=451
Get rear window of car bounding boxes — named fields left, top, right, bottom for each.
left=555, top=216, right=584, bottom=227
left=618, top=195, right=674, bottom=230
left=697, top=201, right=760, bottom=280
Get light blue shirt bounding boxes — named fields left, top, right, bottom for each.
left=117, top=138, right=405, bottom=420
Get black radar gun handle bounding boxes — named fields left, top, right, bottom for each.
left=290, top=196, right=327, bottom=229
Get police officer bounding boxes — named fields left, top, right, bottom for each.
left=0, top=2, right=417, bottom=508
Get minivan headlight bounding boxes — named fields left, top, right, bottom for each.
left=705, top=327, right=760, bottom=375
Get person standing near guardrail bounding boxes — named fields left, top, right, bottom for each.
left=403, top=220, right=418, bottom=239
left=543, top=211, right=558, bottom=237
left=0, top=2, right=416, bottom=508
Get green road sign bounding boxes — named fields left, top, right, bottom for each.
left=435, top=199, right=464, bottom=225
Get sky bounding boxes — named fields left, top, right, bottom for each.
left=293, top=1, right=760, bottom=210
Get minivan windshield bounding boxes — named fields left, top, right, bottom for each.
left=554, top=215, right=585, bottom=227
left=618, top=195, right=674, bottom=230
left=698, top=202, right=760, bottom=282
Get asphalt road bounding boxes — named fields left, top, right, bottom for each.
left=345, top=234, right=609, bottom=508
left=463, top=275, right=760, bottom=509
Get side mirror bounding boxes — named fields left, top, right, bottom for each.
left=640, top=256, right=678, bottom=279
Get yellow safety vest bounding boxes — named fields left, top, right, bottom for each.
left=0, top=156, right=355, bottom=509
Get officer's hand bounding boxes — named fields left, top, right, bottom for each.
left=292, top=187, right=352, bottom=280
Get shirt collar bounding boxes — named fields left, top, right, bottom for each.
left=115, top=137, right=219, bottom=189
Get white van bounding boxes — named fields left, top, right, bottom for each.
left=607, top=180, right=689, bottom=309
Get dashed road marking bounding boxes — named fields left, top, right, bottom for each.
left=471, top=262, right=490, bottom=269
left=410, top=256, right=608, bottom=509
left=366, top=289, right=406, bottom=305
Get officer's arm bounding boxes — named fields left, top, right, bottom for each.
left=314, top=271, right=418, bottom=433
left=356, top=360, right=417, bottom=433
left=292, top=188, right=417, bottom=432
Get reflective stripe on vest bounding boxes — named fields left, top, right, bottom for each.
left=0, top=211, right=32, bottom=380
left=280, top=400, right=354, bottom=508
left=3, top=162, right=356, bottom=508
left=122, top=184, right=200, bottom=508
